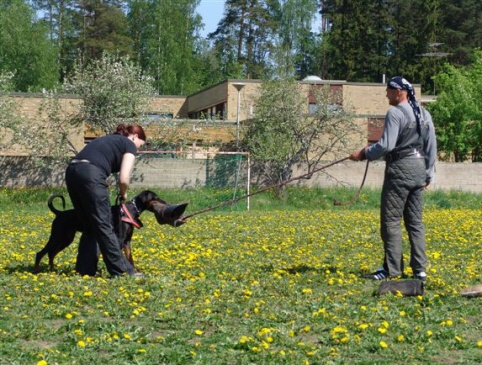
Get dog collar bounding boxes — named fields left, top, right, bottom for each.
left=120, top=203, right=143, bottom=229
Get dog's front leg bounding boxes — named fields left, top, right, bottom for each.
left=120, top=223, right=136, bottom=272
left=123, top=243, right=135, bottom=270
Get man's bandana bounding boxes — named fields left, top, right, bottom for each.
left=387, top=76, right=413, bottom=92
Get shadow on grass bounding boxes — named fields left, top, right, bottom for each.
left=4, top=263, right=76, bottom=276
left=260, top=263, right=343, bottom=275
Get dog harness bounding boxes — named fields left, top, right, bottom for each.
left=120, top=203, right=143, bottom=229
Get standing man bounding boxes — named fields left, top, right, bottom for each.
left=350, top=76, right=437, bottom=281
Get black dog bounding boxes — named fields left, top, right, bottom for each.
left=34, top=190, right=188, bottom=273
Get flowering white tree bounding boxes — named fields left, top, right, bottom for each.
left=63, top=52, right=156, bottom=135
left=0, top=72, right=22, bottom=153
left=0, top=53, right=156, bottom=174
left=243, top=78, right=361, bottom=198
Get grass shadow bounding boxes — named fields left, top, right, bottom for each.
left=4, top=263, right=77, bottom=276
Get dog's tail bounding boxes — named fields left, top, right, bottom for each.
left=48, top=194, right=66, bottom=215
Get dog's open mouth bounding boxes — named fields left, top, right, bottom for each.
left=151, top=201, right=188, bottom=227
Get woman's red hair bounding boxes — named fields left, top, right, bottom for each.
left=115, top=124, right=146, bottom=141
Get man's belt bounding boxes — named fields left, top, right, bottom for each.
left=385, top=149, right=423, bottom=163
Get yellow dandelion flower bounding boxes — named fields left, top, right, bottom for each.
left=65, top=313, right=73, bottom=319
left=36, top=361, right=48, bottom=365
left=195, top=329, right=203, bottom=336
left=379, top=341, right=388, bottom=348
left=83, top=291, right=93, bottom=297
left=397, top=335, right=405, bottom=342
left=258, top=327, right=272, bottom=336
left=77, top=340, right=86, bottom=348
left=476, top=341, right=482, bottom=348
left=239, top=336, right=252, bottom=344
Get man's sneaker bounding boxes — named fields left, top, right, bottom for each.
left=362, top=269, right=389, bottom=280
left=414, top=272, right=427, bottom=282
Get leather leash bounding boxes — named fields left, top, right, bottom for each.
left=183, top=156, right=352, bottom=219
left=333, top=159, right=370, bottom=206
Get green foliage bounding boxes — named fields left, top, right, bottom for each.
left=1, top=186, right=482, bottom=212
left=428, top=50, right=482, bottom=162
left=209, top=0, right=277, bottom=79
left=266, top=0, right=320, bottom=78
left=438, top=0, right=482, bottom=67
left=127, top=0, right=204, bottom=95
left=321, top=0, right=389, bottom=81
left=78, top=0, right=133, bottom=61
left=63, top=52, right=155, bottom=134
left=0, top=0, right=58, bottom=91
left=320, top=0, right=440, bottom=84
left=0, top=73, right=25, bottom=153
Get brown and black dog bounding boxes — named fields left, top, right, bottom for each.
left=34, top=190, right=188, bottom=273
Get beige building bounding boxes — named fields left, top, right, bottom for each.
left=1, top=78, right=423, bottom=155
left=146, top=77, right=422, bottom=147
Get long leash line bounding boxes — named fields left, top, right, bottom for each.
left=183, top=156, right=352, bottom=220
left=333, top=159, right=370, bottom=206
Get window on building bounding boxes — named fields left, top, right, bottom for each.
left=368, top=117, right=384, bottom=143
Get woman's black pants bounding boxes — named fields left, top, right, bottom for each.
left=65, top=163, right=135, bottom=277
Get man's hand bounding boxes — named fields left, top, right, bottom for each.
left=349, top=147, right=367, bottom=161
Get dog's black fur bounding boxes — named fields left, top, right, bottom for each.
left=34, top=190, right=188, bottom=273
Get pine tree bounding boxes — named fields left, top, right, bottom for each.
left=127, top=0, right=204, bottom=94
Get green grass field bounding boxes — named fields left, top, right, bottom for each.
left=0, top=187, right=481, bottom=364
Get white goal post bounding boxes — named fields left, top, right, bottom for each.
left=132, top=151, right=251, bottom=210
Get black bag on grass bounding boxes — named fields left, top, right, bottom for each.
left=378, top=280, right=424, bottom=296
